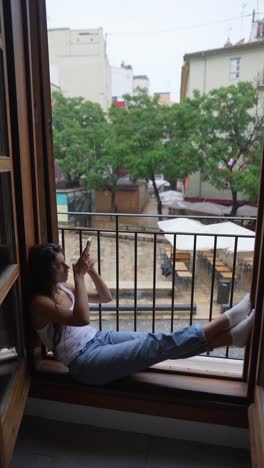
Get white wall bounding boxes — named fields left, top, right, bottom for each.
left=111, top=65, right=133, bottom=99
left=48, top=28, right=112, bottom=112
left=187, top=46, right=264, bottom=96
left=26, top=398, right=250, bottom=449
left=133, top=76, right=150, bottom=94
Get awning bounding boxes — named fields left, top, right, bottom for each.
left=158, top=218, right=255, bottom=252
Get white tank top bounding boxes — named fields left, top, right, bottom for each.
left=36, top=283, right=97, bottom=366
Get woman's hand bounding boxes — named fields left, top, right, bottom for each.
left=72, top=247, right=89, bottom=277
left=86, top=253, right=96, bottom=273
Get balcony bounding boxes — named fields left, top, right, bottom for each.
left=54, top=211, right=256, bottom=380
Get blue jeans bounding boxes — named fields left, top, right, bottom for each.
left=68, top=325, right=209, bottom=386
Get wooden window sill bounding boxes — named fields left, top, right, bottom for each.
left=153, top=355, right=244, bottom=379
left=30, top=353, right=249, bottom=428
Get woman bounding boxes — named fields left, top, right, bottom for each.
left=29, top=243, right=254, bottom=386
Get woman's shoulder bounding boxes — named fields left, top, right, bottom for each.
left=30, top=294, right=54, bottom=329
left=31, top=294, right=53, bottom=307
left=60, top=282, right=75, bottom=293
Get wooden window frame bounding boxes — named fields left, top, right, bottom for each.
left=26, top=0, right=264, bottom=432
left=0, top=2, right=31, bottom=465
left=247, top=168, right=264, bottom=466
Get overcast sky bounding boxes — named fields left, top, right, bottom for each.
left=46, top=0, right=264, bottom=101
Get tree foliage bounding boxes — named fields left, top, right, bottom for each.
left=163, top=98, right=201, bottom=189
left=52, top=92, right=130, bottom=211
left=109, top=91, right=168, bottom=214
left=84, top=109, right=128, bottom=211
left=52, top=92, right=107, bottom=184
left=52, top=83, right=264, bottom=217
left=191, top=82, right=264, bottom=215
left=113, top=91, right=202, bottom=214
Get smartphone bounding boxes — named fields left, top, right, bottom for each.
left=86, top=237, right=93, bottom=249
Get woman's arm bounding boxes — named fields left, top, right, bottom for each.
left=67, top=254, right=112, bottom=304
left=31, top=282, right=90, bottom=328
left=87, top=267, right=112, bottom=303
left=72, top=270, right=91, bottom=324
left=68, top=252, right=112, bottom=304
left=69, top=245, right=92, bottom=323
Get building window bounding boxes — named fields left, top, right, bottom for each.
left=230, top=58, right=240, bottom=80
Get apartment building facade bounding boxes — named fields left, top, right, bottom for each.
left=111, top=62, right=134, bottom=101
left=133, top=74, right=150, bottom=94
left=180, top=21, right=264, bottom=199
left=111, top=63, right=151, bottom=103
left=48, top=28, right=112, bottom=111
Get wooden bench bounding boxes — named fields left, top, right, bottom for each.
left=219, top=272, right=236, bottom=279
left=163, top=246, right=191, bottom=264
left=215, top=266, right=232, bottom=273
left=174, top=271, right=193, bottom=288
left=175, top=271, right=192, bottom=278
left=200, top=256, right=233, bottom=278
left=206, top=258, right=225, bottom=267
left=175, top=252, right=191, bottom=262
left=175, top=261, right=188, bottom=271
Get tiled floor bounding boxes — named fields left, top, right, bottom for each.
left=11, top=416, right=251, bottom=468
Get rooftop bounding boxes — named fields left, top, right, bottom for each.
left=133, top=75, right=149, bottom=80
left=184, top=39, right=264, bottom=61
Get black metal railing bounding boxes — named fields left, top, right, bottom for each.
left=58, top=211, right=256, bottom=360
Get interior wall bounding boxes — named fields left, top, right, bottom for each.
left=25, top=398, right=250, bottom=449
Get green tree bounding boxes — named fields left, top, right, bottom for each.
left=192, top=82, right=264, bottom=216
left=84, top=110, right=128, bottom=212
left=52, top=92, right=129, bottom=212
left=118, top=91, right=206, bottom=214
left=52, top=92, right=107, bottom=185
left=111, top=91, right=168, bottom=215
left=163, top=98, right=201, bottom=190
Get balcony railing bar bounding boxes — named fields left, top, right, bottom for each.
left=88, top=304, right=197, bottom=312
left=230, top=236, right=239, bottom=306
left=209, top=236, right=218, bottom=323
left=61, top=228, right=65, bottom=251
left=206, top=237, right=219, bottom=357
left=115, top=216, right=119, bottom=331
left=78, top=229, right=83, bottom=256
left=152, top=232, right=157, bottom=333
left=97, top=231, right=102, bottom=330
left=190, top=235, right=197, bottom=326
left=170, top=233, right=177, bottom=333
left=224, top=237, right=240, bottom=358
left=134, top=232, right=138, bottom=331
left=59, top=225, right=254, bottom=241
left=58, top=210, right=255, bottom=223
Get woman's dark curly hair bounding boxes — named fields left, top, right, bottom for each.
left=28, top=243, right=63, bottom=297
left=28, top=243, right=64, bottom=350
